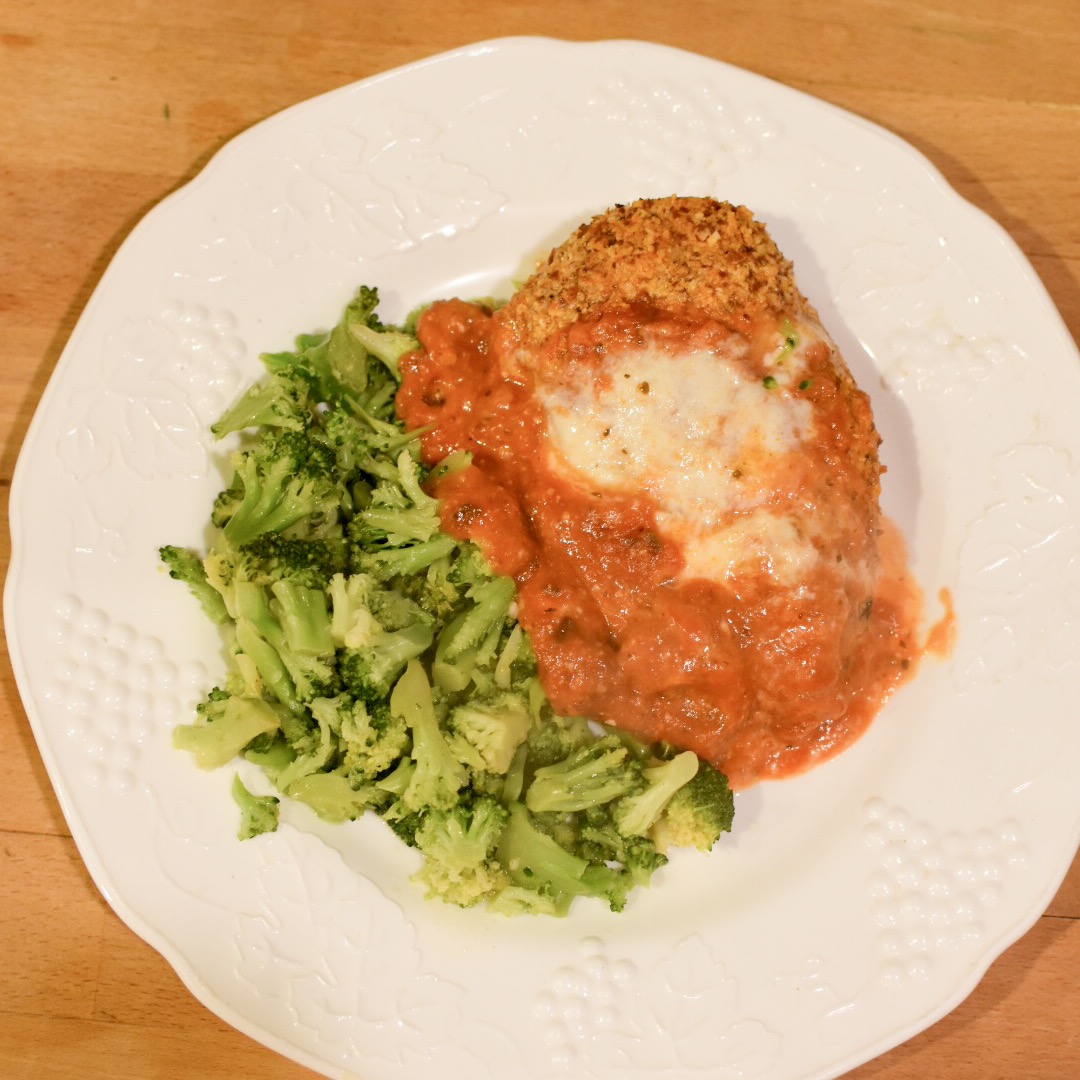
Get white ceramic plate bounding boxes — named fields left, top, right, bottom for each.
left=7, top=37, right=1080, bottom=1080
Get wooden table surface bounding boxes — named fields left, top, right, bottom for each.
left=2, top=2, right=1077, bottom=1077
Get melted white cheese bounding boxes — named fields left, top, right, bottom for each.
left=538, top=325, right=826, bottom=584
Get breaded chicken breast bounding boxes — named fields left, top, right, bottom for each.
left=398, top=197, right=919, bottom=787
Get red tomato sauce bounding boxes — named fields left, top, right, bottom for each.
left=396, top=299, right=925, bottom=789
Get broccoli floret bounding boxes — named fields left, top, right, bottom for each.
left=232, top=619, right=303, bottom=712
left=446, top=542, right=496, bottom=590
left=286, top=772, right=390, bottom=823
left=495, top=803, right=634, bottom=915
left=320, top=404, right=410, bottom=480
left=574, top=810, right=669, bottom=887
left=242, top=734, right=295, bottom=784
left=487, top=885, right=560, bottom=917
left=211, top=372, right=310, bottom=438
left=492, top=623, right=530, bottom=689
left=219, top=428, right=343, bottom=547
left=613, top=749, right=700, bottom=837
left=524, top=711, right=595, bottom=768
left=524, top=735, right=644, bottom=814
left=367, top=584, right=436, bottom=634
left=272, top=693, right=338, bottom=791
left=412, top=795, right=510, bottom=907
left=313, top=694, right=410, bottom=783
left=231, top=580, right=340, bottom=707
left=268, top=579, right=335, bottom=656
left=327, top=571, right=434, bottom=701
left=447, top=693, right=533, bottom=775
left=231, top=773, right=280, bottom=839
left=432, top=575, right=516, bottom=693
left=173, top=688, right=287, bottom=769
left=352, top=450, right=441, bottom=546
left=210, top=533, right=348, bottom=591
left=260, top=286, right=410, bottom=409
left=159, top=544, right=231, bottom=624
left=652, top=760, right=735, bottom=852
left=346, top=311, right=419, bottom=379
left=390, top=659, right=466, bottom=813
left=354, top=535, right=459, bottom=582
left=339, top=622, right=433, bottom=704
left=327, top=572, right=382, bottom=648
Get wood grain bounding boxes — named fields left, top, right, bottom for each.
left=2, top=2, right=1077, bottom=1077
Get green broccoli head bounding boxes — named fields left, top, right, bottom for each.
left=231, top=773, right=281, bottom=839
left=339, top=622, right=434, bottom=704
left=495, top=802, right=635, bottom=915
left=259, top=285, right=410, bottom=410
left=325, top=694, right=411, bottom=783
left=432, top=575, right=516, bottom=693
left=351, top=450, right=442, bottom=548
left=213, top=533, right=348, bottom=592
left=318, top=402, right=406, bottom=479
left=523, top=712, right=595, bottom=769
left=285, top=772, right=390, bottom=823
left=411, top=795, right=511, bottom=908
left=390, top=659, right=466, bottom=813
left=218, top=427, right=344, bottom=547
left=575, top=811, right=669, bottom=887
left=159, top=544, right=231, bottom=625
left=211, top=371, right=311, bottom=439
left=524, top=735, right=644, bottom=815
left=613, top=749, right=700, bottom=838
left=651, top=759, right=735, bottom=852
left=447, top=692, right=533, bottom=775
left=229, top=579, right=341, bottom=707
left=173, top=689, right=287, bottom=770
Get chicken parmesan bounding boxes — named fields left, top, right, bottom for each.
left=396, top=196, right=922, bottom=789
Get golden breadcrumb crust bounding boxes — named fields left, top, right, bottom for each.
left=496, top=196, right=812, bottom=348
left=495, top=194, right=883, bottom=509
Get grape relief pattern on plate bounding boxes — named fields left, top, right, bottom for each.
left=584, top=71, right=783, bottom=190
left=237, top=109, right=509, bottom=267
left=42, top=592, right=210, bottom=796
left=231, top=831, right=479, bottom=1074
left=862, top=799, right=1030, bottom=987
left=536, top=935, right=782, bottom=1077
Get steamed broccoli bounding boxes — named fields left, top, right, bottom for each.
left=159, top=544, right=231, bottom=625
left=432, top=575, right=516, bottom=693
left=346, top=307, right=420, bottom=378
left=447, top=692, right=533, bottom=775
left=391, top=659, right=466, bottom=812
left=208, top=533, right=348, bottom=592
left=260, top=284, right=415, bottom=408
left=231, top=579, right=340, bottom=706
left=525, top=736, right=644, bottom=814
left=353, top=450, right=441, bottom=546
left=211, top=371, right=310, bottom=438
left=214, top=426, right=345, bottom=548
left=314, top=694, right=410, bottom=783
left=232, top=773, right=280, bottom=839
left=614, top=749, right=700, bottom=837
left=496, top=802, right=635, bottom=915
left=161, top=283, right=737, bottom=919
left=285, top=772, right=390, bottom=823
left=339, top=623, right=433, bottom=703
left=173, top=688, right=286, bottom=769
left=651, top=759, right=735, bottom=852
left=412, top=795, right=510, bottom=907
